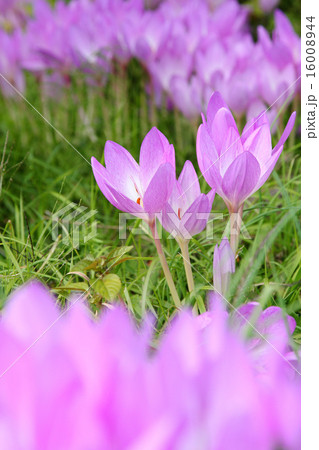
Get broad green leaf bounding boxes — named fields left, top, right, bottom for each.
left=93, top=274, right=121, bottom=300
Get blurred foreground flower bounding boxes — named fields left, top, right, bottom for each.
left=0, top=281, right=300, bottom=450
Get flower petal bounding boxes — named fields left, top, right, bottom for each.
left=178, top=160, right=201, bottom=207
left=160, top=201, right=180, bottom=237
left=206, top=91, right=229, bottom=125
left=196, top=124, right=222, bottom=192
left=243, top=124, right=272, bottom=172
left=139, top=127, right=175, bottom=191
left=210, top=107, right=239, bottom=155
left=143, top=163, right=175, bottom=214
left=91, top=157, right=122, bottom=209
left=254, top=145, right=283, bottom=191
left=273, top=111, right=296, bottom=153
left=221, top=152, right=261, bottom=210
left=181, top=193, right=212, bottom=237
left=219, top=127, right=243, bottom=176
left=103, top=141, right=141, bottom=201
left=92, top=157, right=144, bottom=215
left=241, top=110, right=269, bottom=145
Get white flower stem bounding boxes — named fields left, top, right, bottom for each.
left=149, top=221, right=181, bottom=309
left=177, top=238, right=195, bottom=293
left=230, top=203, right=244, bottom=256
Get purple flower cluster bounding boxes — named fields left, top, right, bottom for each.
left=93, top=91, right=295, bottom=234
left=0, top=280, right=300, bottom=449
left=0, top=0, right=300, bottom=122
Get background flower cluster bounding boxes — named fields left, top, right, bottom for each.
left=0, top=0, right=300, bottom=122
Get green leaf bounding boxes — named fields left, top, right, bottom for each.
left=106, top=246, right=133, bottom=262
left=53, top=282, right=89, bottom=292
left=70, top=255, right=95, bottom=273
left=93, top=274, right=121, bottom=300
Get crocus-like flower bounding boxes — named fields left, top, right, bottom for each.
left=160, top=160, right=215, bottom=293
left=0, top=280, right=301, bottom=449
left=91, top=127, right=175, bottom=221
left=197, top=91, right=296, bottom=214
left=212, top=237, right=235, bottom=298
left=160, top=160, right=215, bottom=240
left=196, top=237, right=234, bottom=325
left=92, top=127, right=181, bottom=307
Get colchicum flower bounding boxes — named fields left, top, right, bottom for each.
left=212, top=237, right=235, bottom=298
left=0, top=281, right=301, bottom=449
left=161, top=160, right=215, bottom=240
left=160, top=160, right=215, bottom=292
left=91, top=126, right=175, bottom=222
left=92, top=127, right=180, bottom=307
left=197, top=92, right=296, bottom=214
left=197, top=91, right=296, bottom=252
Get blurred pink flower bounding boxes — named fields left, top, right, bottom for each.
left=0, top=280, right=300, bottom=449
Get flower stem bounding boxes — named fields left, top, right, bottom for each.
left=177, top=238, right=195, bottom=292
left=230, top=204, right=244, bottom=256
left=149, top=221, right=181, bottom=309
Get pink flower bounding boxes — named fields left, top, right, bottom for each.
left=160, top=160, right=215, bottom=240
left=91, top=127, right=176, bottom=221
left=0, top=281, right=300, bottom=449
left=196, top=91, right=296, bottom=213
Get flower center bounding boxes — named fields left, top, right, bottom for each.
left=178, top=208, right=182, bottom=220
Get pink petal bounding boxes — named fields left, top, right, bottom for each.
left=139, top=127, right=175, bottom=191
left=103, top=141, right=141, bottom=200
left=210, top=107, right=238, bottom=155
left=160, top=201, right=179, bottom=236
left=273, top=111, right=296, bottom=153
left=2, top=281, right=59, bottom=344
left=178, top=160, right=201, bottom=207
left=181, top=193, right=212, bottom=237
left=241, top=110, right=270, bottom=145
left=92, top=157, right=141, bottom=213
left=254, top=145, right=283, bottom=191
left=221, top=152, right=261, bottom=210
left=143, top=163, right=175, bottom=214
left=243, top=124, right=272, bottom=172
left=206, top=91, right=229, bottom=125
left=105, top=182, right=145, bottom=216
left=219, top=127, right=243, bottom=177
left=196, top=124, right=222, bottom=192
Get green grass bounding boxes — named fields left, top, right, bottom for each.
left=0, top=60, right=301, bottom=337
